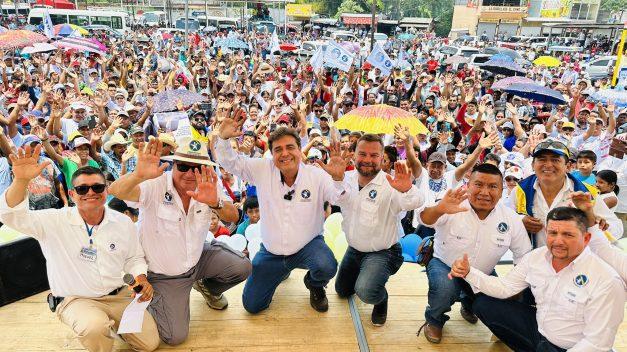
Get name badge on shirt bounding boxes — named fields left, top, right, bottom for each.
left=79, top=247, right=97, bottom=262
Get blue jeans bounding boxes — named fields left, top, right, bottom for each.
left=424, top=257, right=477, bottom=328
left=242, top=235, right=337, bottom=314
left=335, top=243, right=404, bottom=305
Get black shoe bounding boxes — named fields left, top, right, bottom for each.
left=303, top=273, right=328, bottom=312
left=371, top=298, right=388, bottom=326
left=460, top=306, right=478, bottom=324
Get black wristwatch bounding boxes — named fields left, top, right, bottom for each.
left=210, top=199, right=224, bottom=210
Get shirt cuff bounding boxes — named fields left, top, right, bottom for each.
left=0, top=190, right=29, bottom=214
left=464, top=267, right=483, bottom=289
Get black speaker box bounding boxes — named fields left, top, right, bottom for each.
left=0, top=237, right=49, bottom=307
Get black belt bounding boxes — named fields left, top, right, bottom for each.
left=47, top=286, right=125, bottom=312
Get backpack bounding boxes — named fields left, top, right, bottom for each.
left=416, top=236, right=434, bottom=267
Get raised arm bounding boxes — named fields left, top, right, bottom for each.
left=419, top=187, right=468, bottom=226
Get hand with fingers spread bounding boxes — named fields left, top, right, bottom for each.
left=10, top=145, right=51, bottom=182
left=134, top=138, right=168, bottom=181
left=386, top=161, right=413, bottom=193
left=436, top=188, right=469, bottom=215
left=186, top=165, right=219, bottom=207
left=315, top=142, right=347, bottom=181
left=448, top=254, right=470, bottom=280
left=478, top=132, right=500, bottom=150
left=218, top=109, right=246, bottom=139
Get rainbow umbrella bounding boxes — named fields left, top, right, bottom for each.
left=335, top=104, right=429, bottom=136
left=53, top=37, right=106, bottom=55
left=533, top=56, right=561, bottom=67
left=53, top=23, right=88, bottom=37
left=0, top=30, right=48, bottom=50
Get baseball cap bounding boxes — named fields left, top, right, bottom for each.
left=309, top=128, right=322, bottom=137
left=502, top=121, right=514, bottom=130
left=22, top=134, right=41, bottom=146
left=504, top=166, right=523, bottom=180
left=72, top=136, right=91, bottom=149
left=78, top=119, right=92, bottom=129
left=532, top=139, right=570, bottom=158
left=562, top=121, right=575, bottom=129
left=129, top=125, right=145, bottom=135
left=307, top=148, right=323, bottom=160
left=276, top=114, right=291, bottom=124
left=428, top=152, right=447, bottom=164
left=70, top=102, right=88, bottom=111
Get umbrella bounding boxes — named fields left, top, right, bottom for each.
left=21, top=42, right=58, bottom=54
left=0, top=30, right=48, bottom=50
left=53, top=24, right=88, bottom=37
left=589, top=89, right=627, bottom=109
left=152, top=89, right=208, bottom=113
left=482, top=59, right=526, bottom=76
left=54, top=37, right=106, bottom=55
left=217, top=38, right=249, bottom=50
left=491, top=53, right=513, bottom=62
left=398, top=33, right=416, bottom=41
left=533, top=56, right=561, bottom=67
left=504, top=83, right=567, bottom=105
left=0, top=26, right=7, bottom=33
left=492, top=76, right=536, bottom=90
left=279, top=43, right=298, bottom=51
left=162, top=32, right=173, bottom=40
left=445, top=56, right=468, bottom=65
left=335, top=104, right=429, bottom=136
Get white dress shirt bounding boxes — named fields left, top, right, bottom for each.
left=336, top=170, right=425, bottom=252
left=215, top=137, right=346, bottom=255
left=505, top=176, right=624, bottom=246
left=465, top=247, right=626, bottom=351
left=588, top=224, right=627, bottom=284
left=429, top=200, right=532, bottom=278
left=0, top=193, right=147, bottom=298
left=132, top=172, right=231, bottom=276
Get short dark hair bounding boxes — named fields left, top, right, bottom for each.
left=546, top=207, right=589, bottom=234
left=243, top=196, right=259, bottom=213
left=383, top=145, right=399, bottom=164
left=268, top=127, right=301, bottom=152
left=576, top=150, right=597, bottom=164
left=471, top=163, right=503, bottom=179
left=484, top=153, right=502, bottom=165
left=357, top=133, right=384, bottom=149
left=108, top=197, right=139, bottom=216
left=71, top=166, right=105, bottom=186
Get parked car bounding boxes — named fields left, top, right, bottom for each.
left=438, top=45, right=480, bottom=58
left=581, top=56, right=627, bottom=80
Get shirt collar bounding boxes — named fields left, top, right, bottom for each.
left=68, top=206, right=114, bottom=228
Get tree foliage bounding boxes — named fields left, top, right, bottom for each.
left=335, top=0, right=366, bottom=17
left=600, top=0, right=627, bottom=15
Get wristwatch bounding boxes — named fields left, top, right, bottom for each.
left=210, top=199, right=224, bottom=210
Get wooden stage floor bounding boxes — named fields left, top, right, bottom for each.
left=1, top=264, right=625, bottom=352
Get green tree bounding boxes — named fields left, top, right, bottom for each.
left=335, top=0, right=366, bottom=17
left=600, top=0, right=627, bottom=17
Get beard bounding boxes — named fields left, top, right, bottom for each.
left=356, top=162, right=380, bottom=177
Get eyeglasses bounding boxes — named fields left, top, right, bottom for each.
left=175, top=163, right=202, bottom=173
left=314, top=109, right=323, bottom=113
left=74, top=183, right=106, bottom=195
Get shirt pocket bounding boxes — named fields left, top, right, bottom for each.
left=445, top=222, right=473, bottom=250
left=557, top=288, right=588, bottom=320
left=359, top=201, right=379, bottom=228
left=157, top=204, right=181, bottom=236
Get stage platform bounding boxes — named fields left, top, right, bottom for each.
left=1, top=264, right=625, bottom=351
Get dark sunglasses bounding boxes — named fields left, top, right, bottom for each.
left=74, top=183, right=106, bottom=195
left=175, top=163, right=202, bottom=173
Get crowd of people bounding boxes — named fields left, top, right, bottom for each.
left=0, top=21, right=626, bottom=352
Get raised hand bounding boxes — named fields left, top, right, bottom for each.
left=134, top=138, right=168, bottom=181
left=17, top=92, right=30, bottom=107
left=436, top=188, right=469, bottom=215
left=186, top=165, right=219, bottom=207
left=448, top=253, right=470, bottom=280
left=478, top=132, right=500, bottom=150
left=315, top=142, right=347, bottom=181
left=386, top=161, right=413, bottom=193
left=9, top=145, right=51, bottom=182
left=218, top=108, right=246, bottom=139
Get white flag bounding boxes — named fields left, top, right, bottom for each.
left=271, top=29, right=280, bottom=53
left=323, top=41, right=354, bottom=72
left=43, top=9, right=54, bottom=39
left=366, top=43, right=393, bottom=76
left=309, top=46, right=324, bottom=71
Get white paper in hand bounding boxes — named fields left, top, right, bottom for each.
left=117, top=294, right=151, bottom=334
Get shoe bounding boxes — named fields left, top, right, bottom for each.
left=303, top=273, right=328, bottom=312
left=460, top=306, right=478, bottom=324
left=371, top=298, right=388, bottom=326
left=192, top=280, right=229, bottom=310
left=424, top=323, right=442, bottom=344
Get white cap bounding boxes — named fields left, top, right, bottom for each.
left=72, top=137, right=91, bottom=149
left=504, top=166, right=523, bottom=180
left=307, top=148, right=323, bottom=160
left=70, top=101, right=88, bottom=111
left=533, top=124, right=547, bottom=134
left=309, top=128, right=322, bottom=137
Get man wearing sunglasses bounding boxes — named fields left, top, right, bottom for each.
left=109, top=137, right=251, bottom=346
left=0, top=148, right=159, bottom=352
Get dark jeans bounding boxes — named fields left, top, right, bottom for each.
left=473, top=295, right=567, bottom=352
left=424, top=257, right=478, bottom=328
left=335, top=243, right=404, bottom=305
left=415, top=224, right=436, bottom=239
left=242, top=235, right=337, bottom=314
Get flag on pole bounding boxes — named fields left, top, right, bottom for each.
left=43, top=9, right=54, bottom=39
left=323, top=41, right=354, bottom=72
left=366, top=43, right=393, bottom=76
left=271, top=29, right=280, bottom=53
left=309, top=46, right=324, bottom=71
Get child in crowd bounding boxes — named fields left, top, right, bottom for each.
left=571, top=149, right=597, bottom=185
left=210, top=211, right=231, bottom=237
left=596, top=170, right=619, bottom=211
left=236, top=197, right=260, bottom=235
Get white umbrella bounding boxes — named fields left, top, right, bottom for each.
left=21, top=42, right=57, bottom=54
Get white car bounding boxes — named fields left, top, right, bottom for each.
left=438, top=45, right=481, bottom=58
left=330, top=30, right=357, bottom=42
left=581, top=56, right=626, bottom=80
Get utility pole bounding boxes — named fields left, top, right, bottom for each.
left=370, top=0, right=375, bottom=51
left=184, top=0, right=189, bottom=48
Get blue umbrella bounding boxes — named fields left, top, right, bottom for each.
left=398, top=33, right=416, bottom=41
left=482, top=59, right=526, bottom=76
left=504, top=83, right=567, bottom=105
left=152, top=89, right=207, bottom=113
left=590, top=89, right=627, bottom=109
left=216, top=37, right=249, bottom=50
left=491, top=53, right=513, bottom=62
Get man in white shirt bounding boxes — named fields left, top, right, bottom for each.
left=108, top=138, right=252, bottom=346
left=332, top=134, right=425, bottom=326
left=215, top=118, right=346, bottom=314
left=0, top=152, right=159, bottom=352
left=450, top=207, right=625, bottom=352
left=418, top=164, right=532, bottom=344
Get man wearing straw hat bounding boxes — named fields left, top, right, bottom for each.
left=109, top=137, right=252, bottom=346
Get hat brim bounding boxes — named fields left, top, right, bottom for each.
left=103, top=140, right=131, bottom=153
left=532, top=148, right=568, bottom=158
left=161, top=155, right=216, bottom=166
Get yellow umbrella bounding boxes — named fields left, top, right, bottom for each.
left=335, top=104, right=429, bottom=136
left=533, top=56, right=561, bottom=67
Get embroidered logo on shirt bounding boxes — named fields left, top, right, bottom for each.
left=497, top=222, right=508, bottom=234
left=301, top=189, right=311, bottom=199
left=369, top=189, right=377, bottom=199
left=109, top=243, right=116, bottom=251
left=574, top=274, right=589, bottom=287
left=164, top=191, right=173, bottom=204
left=189, top=140, right=202, bottom=152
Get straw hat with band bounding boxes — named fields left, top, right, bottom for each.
left=104, top=133, right=131, bottom=153
left=161, top=137, right=215, bottom=166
